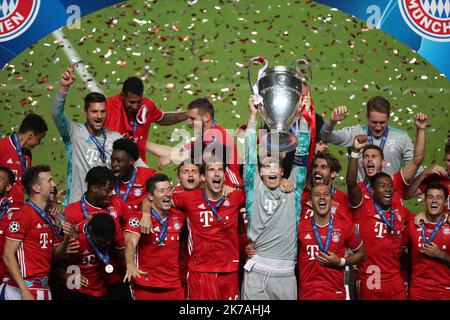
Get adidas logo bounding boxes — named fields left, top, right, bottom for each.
left=83, top=250, right=90, bottom=255
left=304, top=234, right=312, bottom=240
left=198, top=203, right=206, bottom=209
left=37, top=223, right=42, bottom=229
left=7, top=158, right=13, bottom=164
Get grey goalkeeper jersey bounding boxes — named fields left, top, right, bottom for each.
left=244, top=119, right=310, bottom=261
left=51, top=91, right=122, bottom=205
left=321, top=122, right=421, bottom=182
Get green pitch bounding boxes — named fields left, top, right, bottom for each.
left=0, top=0, right=449, bottom=213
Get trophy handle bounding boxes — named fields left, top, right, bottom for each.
left=248, top=56, right=268, bottom=95
left=293, top=59, right=312, bottom=88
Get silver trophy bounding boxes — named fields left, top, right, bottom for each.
left=248, top=57, right=312, bottom=152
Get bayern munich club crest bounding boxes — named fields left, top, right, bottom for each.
left=398, top=0, right=450, bottom=42
left=0, top=0, right=40, bottom=42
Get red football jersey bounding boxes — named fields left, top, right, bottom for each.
left=125, top=208, right=185, bottom=288
left=172, top=188, right=246, bottom=273
left=5, top=204, right=60, bottom=286
left=0, top=198, right=19, bottom=279
left=418, top=174, right=450, bottom=213
left=298, top=215, right=363, bottom=300
left=64, top=195, right=128, bottom=285
left=65, top=222, right=124, bottom=297
left=406, top=218, right=450, bottom=300
left=184, top=123, right=242, bottom=183
left=0, top=136, right=32, bottom=208
left=64, top=195, right=129, bottom=232
left=301, top=188, right=353, bottom=224
left=359, top=170, right=407, bottom=208
left=105, top=94, right=163, bottom=162
left=352, top=195, right=409, bottom=282
left=114, top=167, right=157, bottom=214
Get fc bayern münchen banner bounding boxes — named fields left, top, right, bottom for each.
left=0, top=0, right=449, bottom=77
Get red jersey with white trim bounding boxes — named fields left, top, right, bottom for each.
left=298, top=214, right=363, bottom=300
left=419, top=173, right=450, bottom=213
left=64, top=195, right=129, bottom=234
left=352, top=195, right=409, bottom=281
left=114, top=167, right=157, bottom=214
left=301, top=188, right=352, bottom=224
left=5, top=204, right=60, bottom=286
left=172, top=188, right=246, bottom=273
left=0, top=198, right=18, bottom=279
left=64, top=195, right=128, bottom=284
left=0, top=136, right=32, bottom=209
left=406, top=218, right=450, bottom=300
left=124, top=208, right=185, bottom=288
left=66, top=222, right=124, bottom=297
left=105, top=94, right=163, bottom=162
left=184, top=123, right=242, bottom=182
left=359, top=170, right=407, bottom=207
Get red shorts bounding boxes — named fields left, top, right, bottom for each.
left=187, top=271, right=239, bottom=300
left=131, top=284, right=185, bottom=300
left=357, top=274, right=406, bottom=300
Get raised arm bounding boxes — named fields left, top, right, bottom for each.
left=404, top=164, right=447, bottom=199
left=320, top=106, right=354, bottom=146
left=347, top=135, right=369, bottom=208
left=51, top=66, right=76, bottom=141
left=156, top=111, right=188, bottom=125
left=400, top=113, right=428, bottom=184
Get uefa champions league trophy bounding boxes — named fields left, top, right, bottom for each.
left=248, top=57, right=312, bottom=153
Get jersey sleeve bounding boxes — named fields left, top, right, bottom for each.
left=171, top=190, right=187, bottom=211
left=4, top=210, right=30, bottom=241
left=320, top=122, right=358, bottom=147
left=64, top=205, right=82, bottom=224
left=124, top=210, right=142, bottom=236
left=143, top=98, right=164, bottom=123
left=50, top=91, right=75, bottom=142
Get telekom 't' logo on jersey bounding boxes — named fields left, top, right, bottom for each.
left=374, top=221, right=388, bottom=238
left=39, top=233, right=48, bottom=248
left=199, top=211, right=214, bottom=227
left=306, top=245, right=319, bottom=260
left=0, top=0, right=41, bottom=42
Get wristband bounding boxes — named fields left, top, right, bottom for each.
left=338, top=257, right=346, bottom=267
left=350, top=151, right=360, bottom=159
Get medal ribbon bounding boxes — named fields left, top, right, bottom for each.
left=151, top=208, right=169, bottom=245
left=85, top=124, right=107, bottom=163
left=81, top=195, right=110, bottom=219
left=365, top=184, right=397, bottom=235
left=311, top=216, right=334, bottom=252
left=421, top=215, right=447, bottom=245
left=115, top=168, right=137, bottom=202
left=83, top=221, right=111, bottom=267
left=27, top=200, right=60, bottom=237
left=202, top=191, right=225, bottom=223
left=368, top=126, right=389, bottom=151
left=0, top=198, right=11, bottom=220
left=11, top=133, right=27, bottom=170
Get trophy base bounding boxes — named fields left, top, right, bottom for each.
left=260, top=131, right=298, bottom=153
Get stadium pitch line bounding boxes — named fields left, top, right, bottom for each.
left=52, top=29, right=104, bottom=94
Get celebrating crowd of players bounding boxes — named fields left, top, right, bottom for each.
left=0, top=65, right=448, bottom=300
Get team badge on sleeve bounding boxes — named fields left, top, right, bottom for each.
left=129, top=218, right=140, bottom=228
left=8, top=221, right=20, bottom=233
